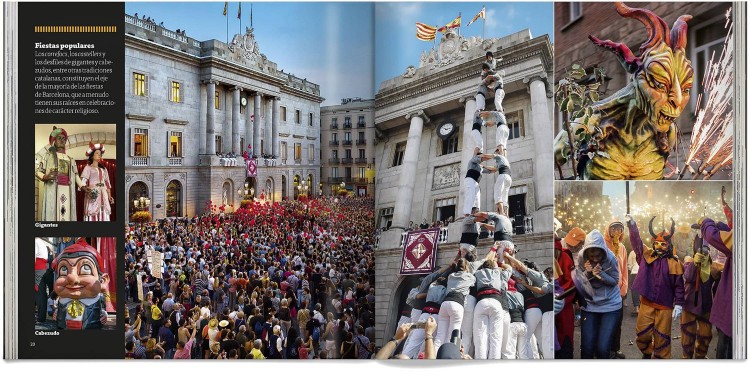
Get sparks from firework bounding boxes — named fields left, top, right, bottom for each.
left=680, top=8, right=734, bottom=179
left=554, top=182, right=730, bottom=237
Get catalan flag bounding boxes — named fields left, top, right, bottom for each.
left=416, top=22, right=437, bottom=41
left=437, top=15, right=461, bottom=33
left=238, top=3, right=241, bottom=19
left=223, top=2, right=228, bottom=16
left=466, top=6, right=485, bottom=26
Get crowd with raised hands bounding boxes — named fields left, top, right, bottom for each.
left=123, top=196, right=377, bottom=359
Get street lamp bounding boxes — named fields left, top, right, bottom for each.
left=133, top=195, right=150, bottom=212
left=237, top=181, right=255, bottom=199
left=297, top=180, right=309, bottom=198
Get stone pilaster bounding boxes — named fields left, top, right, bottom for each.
left=524, top=73, right=553, bottom=232
left=205, top=81, right=216, bottom=154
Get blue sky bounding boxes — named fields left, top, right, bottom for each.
left=125, top=2, right=374, bottom=106
left=375, top=2, right=554, bottom=89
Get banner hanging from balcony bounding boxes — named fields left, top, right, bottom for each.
left=247, top=159, right=257, bottom=177
left=400, top=228, right=439, bottom=275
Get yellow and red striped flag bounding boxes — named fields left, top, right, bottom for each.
left=223, top=2, right=228, bottom=16
left=466, top=6, right=485, bottom=26
left=416, top=22, right=437, bottom=41
left=438, top=15, right=461, bottom=33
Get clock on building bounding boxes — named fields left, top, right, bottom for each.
left=437, top=122, right=456, bottom=139
left=240, top=97, right=248, bottom=106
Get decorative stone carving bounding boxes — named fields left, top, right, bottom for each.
left=432, top=163, right=461, bottom=190
left=229, top=27, right=259, bottom=58
left=402, top=65, right=416, bottom=79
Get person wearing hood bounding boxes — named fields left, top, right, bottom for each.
left=572, top=230, right=621, bottom=359
left=603, top=221, right=628, bottom=358
left=626, top=214, right=684, bottom=359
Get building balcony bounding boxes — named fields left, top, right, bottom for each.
left=131, top=156, right=149, bottom=166
left=342, top=140, right=353, bottom=146
left=356, top=139, right=366, bottom=145
left=330, top=123, right=338, bottom=129
left=168, top=157, right=183, bottom=166
left=329, top=140, right=339, bottom=146
left=355, top=158, right=368, bottom=164
left=341, top=157, right=354, bottom=164
left=343, top=123, right=352, bottom=129
left=327, top=177, right=373, bottom=184
left=395, top=227, right=450, bottom=249
left=357, top=122, right=366, bottom=128
left=328, top=157, right=340, bottom=164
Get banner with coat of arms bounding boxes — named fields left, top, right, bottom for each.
left=400, top=228, right=439, bottom=275
left=247, top=159, right=257, bottom=177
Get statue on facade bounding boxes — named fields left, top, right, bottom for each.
left=403, top=65, right=417, bottom=79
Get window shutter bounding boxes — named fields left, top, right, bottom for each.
left=130, top=127, right=135, bottom=157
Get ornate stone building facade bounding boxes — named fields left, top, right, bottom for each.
left=373, top=29, right=554, bottom=344
left=124, top=16, right=323, bottom=220
left=320, top=98, right=376, bottom=197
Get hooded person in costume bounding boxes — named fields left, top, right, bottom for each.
left=573, top=230, right=621, bottom=359
left=603, top=221, right=628, bottom=358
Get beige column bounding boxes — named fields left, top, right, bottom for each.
left=205, top=81, right=216, bottom=154
left=524, top=73, right=553, bottom=232
left=458, top=95, right=478, bottom=215
left=391, top=110, right=429, bottom=230
left=232, top=87, right=242, bottom=154
left=253, top=92, right=262, bottom=156
left=272, top=97, right=280, bottom=158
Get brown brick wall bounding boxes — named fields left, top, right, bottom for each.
left=555, top=2, right=731, bottom=96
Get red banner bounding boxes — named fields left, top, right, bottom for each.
left=400, top=228, right=439, bottom=275
left=247, top=159, right=257, bottom=177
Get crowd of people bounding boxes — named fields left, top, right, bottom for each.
left=554, top=188, right=734, bottom=359
left=123, top=196, right=376, bottom=359
left=378, top=210, right=554, bottom=360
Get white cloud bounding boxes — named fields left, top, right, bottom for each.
left=485, top=8, right=497, bottom=28
left=375, top=2, right=424, bottom=25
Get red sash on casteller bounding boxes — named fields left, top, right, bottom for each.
left=57, top=175, right=70, bottom=186
left=477, top=289, right=502, bottom=297
left=66, top=320, right=83, bottom=330
left=422, top=306, right=439, bottom=314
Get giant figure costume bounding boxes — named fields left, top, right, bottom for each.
left=52, top=239, right=109, bottom=330
left=36, top=127, right=84, bottom=221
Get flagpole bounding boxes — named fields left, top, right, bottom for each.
left=458, top=12, right=461, bottom=36
left=239, top=3, right=242, bottom=34
left=251, top=3, right=253, bottom=28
